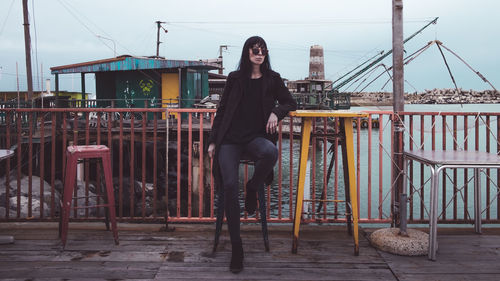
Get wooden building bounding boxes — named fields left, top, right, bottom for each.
left=50, top=55, right=219, bottom=114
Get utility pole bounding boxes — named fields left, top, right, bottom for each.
left=156, top=21, right=168, bottom=58
left=218, top=45, right=228, bottom=75
left=392, top=0, right=406, bottom=233
left=22, top=0, right=33, bottom=104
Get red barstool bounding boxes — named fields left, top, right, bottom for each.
left=60, top=145, right=119, bottom=248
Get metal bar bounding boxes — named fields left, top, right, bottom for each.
left=5, top=112, right=11, bottom=219
left=453, top=115, right=457, bottom=220
left=464, top=116, right=468, bottom=219
left=368, top=115, right=372, bottom=219
left=166, top=112, right=170, bottom=222
left=210, top=113, right=215, bottom=218
left=486, top=115, right=490, bottom=220
left=177, top=115, right=181, bottom=218
left=390, top=114, right=394, bottom=224
left=334, top=118, right=339, bottom=219
left=278, top=121, right=283, bottom=220
left=431, top=115, right=435, bottom=150
left=40, top=114, right=45, bottom=218
left=130, top=113, right=135, bottom=218
left=62, top=112, right=67, bottom=207
left=85, top=111, right=90, bottom=218
left=199, top=114, right=204, bottom=218
left=119, top=113, right=124, bottom=218
left=289, top=116, right=294, bottom=219
left=153, top=113, right=158, bottom=217
left=311, top=119, right=316, bottom=220
left=16, top=112, right=21, bottom=218
left=497, top=116, right=500, bottom=220
left=142, top=112, right=147, bottom=218
left=322, top=117, right=328, bottom=220
left=429, top=165, right=438, bottom=261
left=379, top=114, right=384, bottom=219
left=71, top=114, right=77, bottom=218
left=188, top=113, right=192, bottom=218
left=409, top=115, right=414, bottom=221
left=96, top=111, right=102, bottom=217
left=244, top=162, right=248, bottom=219
left=474, top=168, right=481, bottom=233
left=357, top=117, right=361, bottom=215
left=442, top=115, right=446, bottom=220
left=420, top=115, right=424, bottom=220
left=475, top=116, right=480, bottom=152
left=28, top=112, right=33, bottom=218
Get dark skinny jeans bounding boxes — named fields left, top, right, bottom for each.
left=218, top=137, right=278, bottom=243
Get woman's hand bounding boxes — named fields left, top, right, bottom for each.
left=208, top=143, right=216, bottom=158
left=266, top=112, right=278, bottom=134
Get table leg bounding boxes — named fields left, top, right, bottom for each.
left=474, top=168, right=482, bottom=234
left=400, top=156, right=409, bottom=235
left=292, top=117, right=312, bottom=254
left=341, top=117, right=359, bottom=255
left=429, top=165, right=439, bottom=261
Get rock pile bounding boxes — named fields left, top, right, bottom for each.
left=406, top=89, right=500, bottom=104
left=349, top=89, right=500, bottom=105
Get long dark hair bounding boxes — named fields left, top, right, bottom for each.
left=237, top=36, right=272, bottom=77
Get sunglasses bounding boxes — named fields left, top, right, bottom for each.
left=251, top=47, right=268, bottom=56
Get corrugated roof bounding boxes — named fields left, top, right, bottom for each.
left=50, top=55, right=219, bottom=74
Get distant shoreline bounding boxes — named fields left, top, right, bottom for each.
left=349, top=89, right=500, bottom=106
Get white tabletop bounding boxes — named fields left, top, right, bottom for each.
left=404, top=149, right=500, bottom=166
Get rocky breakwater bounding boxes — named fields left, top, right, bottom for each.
left=349, top=89, right=500, bottom=105
left=406, top=89, right=500, bottom=104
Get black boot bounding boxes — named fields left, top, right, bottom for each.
left=230, top=241, right=244, bottom=273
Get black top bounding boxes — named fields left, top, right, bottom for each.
left=223, top=77, right=265, bottom=144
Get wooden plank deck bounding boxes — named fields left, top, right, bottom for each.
left=0, top=223, right=499, bottom=280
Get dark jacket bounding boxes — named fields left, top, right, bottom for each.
left=208, top=69, right=297, bottom=189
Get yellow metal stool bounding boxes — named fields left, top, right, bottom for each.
left=290, top=110, right=368, bottom=255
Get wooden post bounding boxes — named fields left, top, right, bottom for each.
left=392, top=0, right=405, bottom=229
left=81, top=73, right=86, bottom=104
left=22, top=0, right=34, bottom=105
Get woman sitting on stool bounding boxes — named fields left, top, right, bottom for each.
left=208, top=36, right=297, bottom=273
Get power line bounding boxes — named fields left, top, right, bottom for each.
left=31, top=0, right=41, bottom=91
left=166, top=18, right=434, bottom=25
left=0, top=0, right=16, bottom=38
left=56, top=0, right=118, bottom=56
left=59, top=0, right=135, bottom=55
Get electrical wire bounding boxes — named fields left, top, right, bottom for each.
left=0, top=0, right=16, bottom=39
left=166, top=18, right=433, bottom=25
left=56, top=0, right=117, bottom=56
left=59, top=0, right=135, bottom=55
left=31, top=0, right=40, bottom=91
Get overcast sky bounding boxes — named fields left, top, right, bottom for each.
left=0, top=0, right=499, bottom=94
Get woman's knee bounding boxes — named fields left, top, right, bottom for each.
left=262, top=143, right=278, bottom=162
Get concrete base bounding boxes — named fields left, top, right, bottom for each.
left=0, top=235, right=14, bottom=244
left=369, top=228, right=429, bottom=256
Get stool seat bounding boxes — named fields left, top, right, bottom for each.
left=60, top=145, right=119, bottom=248
left=67, top=144, right=109, bottom=154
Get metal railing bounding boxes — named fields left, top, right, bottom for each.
left=0, top=108, right=498, bottom=225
